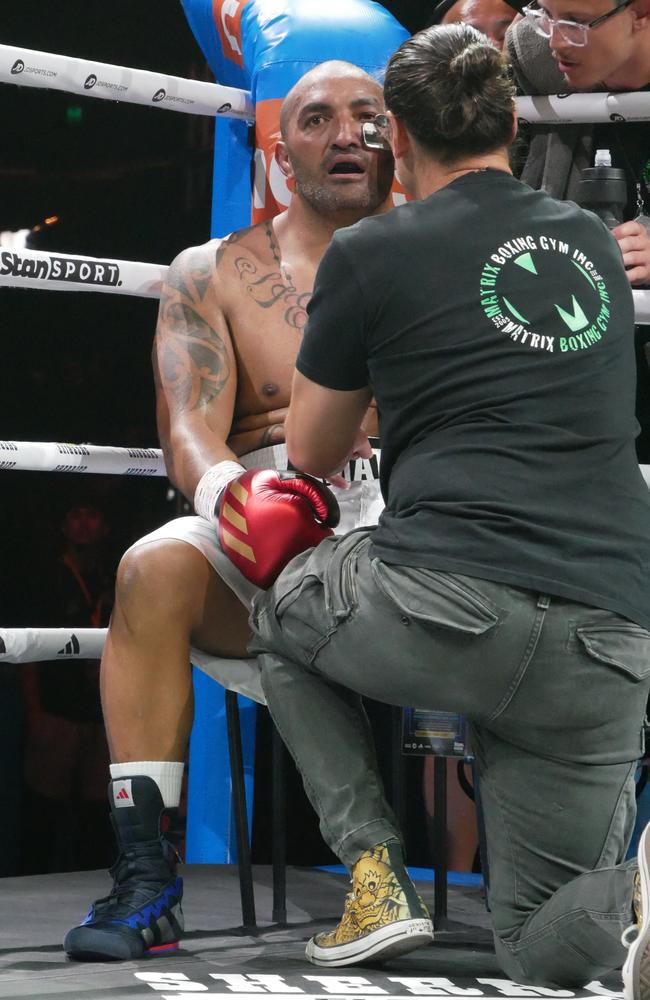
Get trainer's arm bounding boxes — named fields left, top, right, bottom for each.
left=286, top=372, right=372, bottom=480
left=153, top=243, right=238, bottom=501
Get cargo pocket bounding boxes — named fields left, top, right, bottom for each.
left=576, top=621, right=650, bottom=681
left=370, top=562, right=501, bottom=635
left=271, top=570, right=337, bottom=664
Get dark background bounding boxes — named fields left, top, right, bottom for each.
left=0, top=0, right=431, bottom=551
left=0, top=1, right=437, bottom=875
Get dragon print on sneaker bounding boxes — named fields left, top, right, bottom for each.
left=306, top=840, right=433, bottom=967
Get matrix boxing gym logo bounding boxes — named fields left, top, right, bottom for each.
left=84, top=73, right=97, bottom=89
left=9, top=57, right=56, bottom=79
left=480, top=235, right=611, bottom=353
left=0, top=250, right=122, bottom=288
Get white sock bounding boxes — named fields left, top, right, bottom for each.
left=110, top=761, right=184, bottom=810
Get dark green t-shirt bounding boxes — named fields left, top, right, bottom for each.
left=297, top=169, right=650, bottom=628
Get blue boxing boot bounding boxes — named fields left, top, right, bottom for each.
left=64, top=776, right=183, bottom=961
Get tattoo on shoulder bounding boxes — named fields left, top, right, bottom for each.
left=158, top=296, right=231, bottom=412
left=233, top=220, right=311, bottom=330
left=214, top=227, right=251, bottom=269
left=166, top=247, right=214, bottom=301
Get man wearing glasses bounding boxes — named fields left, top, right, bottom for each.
left=506, top=0, right=650, bottom=445
left=506, top=0, right=649, bottom=261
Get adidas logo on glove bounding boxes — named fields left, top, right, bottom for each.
left=218, top=469, right=339, bottom=589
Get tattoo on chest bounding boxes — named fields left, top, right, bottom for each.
left=234, top=221, right=311, bottom=330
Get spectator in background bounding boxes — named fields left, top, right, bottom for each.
left=22, top=501, right=116, bottom=874
left=505, top=0, right=650, bottom=270
left=429, top=0, right=522, bottom=48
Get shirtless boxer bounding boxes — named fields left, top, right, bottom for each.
left=63, top=60, right=394, bottom=961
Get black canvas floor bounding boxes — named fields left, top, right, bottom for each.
left=0, top=866, right=623, bottom=1000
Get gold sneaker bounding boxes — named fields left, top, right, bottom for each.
left=306, top=840, right=433, bottom=967
left=622, top=823, right=650, bottom=1000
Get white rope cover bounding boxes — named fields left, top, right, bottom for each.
left=0, top=627, right=107, bottom=662
left=516, top=91, right=650, bottom=126
left=1, top=247, right=649, bottom=322
left=1, top=461, right=649, bottom=662
left=0, top=628, right=263, bottom=703
left=0, top=441, right=165, bottom=476
left=635, top=292, right=650, bottom=325
left=0, top=247, right=167, bottom=297
left=3, top=42, right=648, bottom=128
left=0, top=43, right=253, bottom=121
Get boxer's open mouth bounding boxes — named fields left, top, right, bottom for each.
left=328, top=158, right=366, bottom=175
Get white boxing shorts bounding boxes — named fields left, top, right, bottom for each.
left=129, top=442, right=382, bottom=703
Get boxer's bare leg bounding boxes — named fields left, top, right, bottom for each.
left=101, top=538, right=251, bottom=763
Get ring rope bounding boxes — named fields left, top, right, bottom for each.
left=4, top=457, right=650, bottom=663
left=0, top=43, right=254, bottom=121
left=0, top=247, right=167, bottom=298
left=516, top=92, right=650, bottom=126
left=0, top=629, right=238, bottom=685
left=0, top=441, right=165, bottom=476
left=633, top=292, right=649, bottom=324
left=0, top=628, right=108, bottom=663
left=2, top=44, right=649, bottom=128
left=1, top=247, right=649, bottom=323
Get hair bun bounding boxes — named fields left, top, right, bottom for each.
left=383, top=23, right=516, bottom=163
left=449, top=40, right=501, bottom=94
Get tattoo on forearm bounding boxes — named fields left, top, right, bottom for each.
left=234, top=222, right=310, bottom=330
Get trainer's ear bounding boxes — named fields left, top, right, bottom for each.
left=387, top=112, right=410, bottom=162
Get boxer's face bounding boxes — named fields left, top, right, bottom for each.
left=539, top=0, right=642, bottom=88
left=280, top=73, right=394, bottom=217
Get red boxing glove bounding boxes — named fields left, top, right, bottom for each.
left=218, top=468, right=340, bottom=589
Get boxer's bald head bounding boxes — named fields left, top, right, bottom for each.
left=276, top=61, right=394, bottom=220
left=279, top=61, right=381, bottom=139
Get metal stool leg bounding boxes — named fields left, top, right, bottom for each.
left=472, top=760, right=491, bottom=910
left=225, top=689, right=257, bottom=929
left=432, top=755, right=449, bottom=929
left=391, top=706, right=407, bottom=829
left=271, top=721, right=287, bottom=923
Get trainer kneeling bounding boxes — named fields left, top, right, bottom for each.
left=239, top=23, right=650, bottom=990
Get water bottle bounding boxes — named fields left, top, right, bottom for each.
left=576, top=149, right=628, bottom=229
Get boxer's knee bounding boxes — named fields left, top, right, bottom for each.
left=114, top=539, right=212, bottom=633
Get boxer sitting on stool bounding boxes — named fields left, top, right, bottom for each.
left=64, top=60, right=395, bottom=962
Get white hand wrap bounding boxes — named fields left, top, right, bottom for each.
left=193, top=461, right=245, bottom=523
